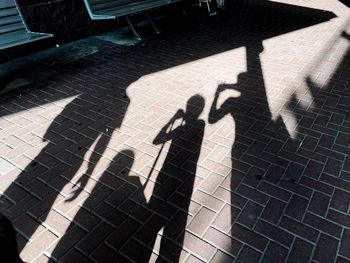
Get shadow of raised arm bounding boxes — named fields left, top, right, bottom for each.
left=208, top=84, right=234, bottom=124
left=153, top=109, right=184, bottom=145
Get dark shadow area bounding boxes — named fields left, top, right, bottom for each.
left=303, top=29, right=350, bottom=175
left=0, top=41, right=132, bottom=254
left=339, top=0, right=350, bottom=8
left=0, top=213, right=24, bottom=263
left=0, top=1, right=339, bottom=261
left=121, top=95, right=205, bottom=262
left=207, top=18, right=350, bottom=263
left=0, top=1, right=336, bottom=115
left=208, top=42, right=298, bottom=261
left=51, top=95, right=205, bottom=262
left=50, top=150, right=146, bottom=262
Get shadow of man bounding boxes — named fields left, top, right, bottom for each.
left=208, top=43, right=297, bottom=257
left=1, top=87, right=129, bottom=251
left=50, top=149, right=145, bottom=262
left=0, top=213, right=24, bottom=263
left=122, top=95, right=205, bottom=262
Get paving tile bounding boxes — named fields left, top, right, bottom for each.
left=313, top=233, right=339, bottom=263
left=0, top=157, right=15, bottom=175
left=262, top=241, right=289, bottom=263
left=286, top=238, right=313, bottom=263
left=236, top=246, right=261, bottom=263
left=0, top=1, right=349, bottom=261
left=203, top=227, right=242, bottom=257
left=339, top=229, right=350, bottom=260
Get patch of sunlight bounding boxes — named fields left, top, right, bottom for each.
left=306, top=18, right=350, bottom=88
left=260, top=23, right=336, bottom=138
left=3, top=95, right=79, bottom=120
left=21, top=134, right=114, bottom=260
left=134, top=46, right=247, bottom=86
left=0, top=157, right=15, bottom=175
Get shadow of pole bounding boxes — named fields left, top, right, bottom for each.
left=121, top=95, right=205, bottom=262
left=0, top=1, right=339, bottom=260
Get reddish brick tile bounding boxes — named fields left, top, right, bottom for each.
left=280, top=216, right=318, bottom=243
left=339, top=229, right=350, bottom=259
left=327, top=209, right=350, bottom=229
left=192, top=190, right=224, bottom=212
left=20, top=241, right=44, bottom=263
left=304, top=160, right=324, bottom=179
left=236, top=246, right=261, bottom=263
left=41, top=210, right=72, bottom=236
left=299, top=176, right=333, bottom=195
left=76, top=222, right=114, bottom=256
left=236, top=201, right=263, bottom=228
left=59, top=248, right=94, bottom=263
left=308, top=192, right=330, bottom=217
left=303, top=213, right=342, bottom=238
left=134, top=213, right=167, bottom=245
left=262, top=242, right=288, bottom=263
left=258, top=181, right=291, bottom=202
left=231, top=224, right=268, bottom=252
left=106, top=216, right=141, bottom=250
left=286, top=238, right=313, bottom=263
left=330, top=189, right=350, bottom=213
left=236, top=184, right=269, bottom=206
left=121, top=238, right=154, bottom=262
left=90, top=244, right=130, bottom=263
left=261, top=198, right=286, bottom=224
left=48, top=225, right=86, bottom=261
left=187, top=207, right=216, bottom=236
left=199, top=172, right=224, bottom=194
left=213, top=187, right=247, bottom=209
left=203, top=227, right=242, bottom=257
left=257, top=220, right=294, bottom=247
left=313, top=233, right=339, bottom=263
left=93, top=202, right=127, bottom=227
left=210, top=249, right=235, bottom=263
left=185, top=254, right=205, bottom=263
left=285, top=194, right=309, bottom=221
left=278, top=180, right=313, bottom=199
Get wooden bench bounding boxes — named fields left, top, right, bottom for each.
left=84, top=0, right=184, bottom=20
left=83, top=0, right=185, bottom=39
left=0, top=0, right=53, bottom=51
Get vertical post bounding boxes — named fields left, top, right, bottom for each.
left=146, top=12, right=160, bottom=34
left=126, top=15, right=142, bottom=40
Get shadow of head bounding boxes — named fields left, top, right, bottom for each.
left=185, top=94, right=205, bottom=120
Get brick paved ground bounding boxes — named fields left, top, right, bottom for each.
left=0, top=0, right=350, bottom=262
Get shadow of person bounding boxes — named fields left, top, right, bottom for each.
left=121, top=95, right=205, bottom=262
left=50, top=149, right=146, bottom=262
left=0, top=2, right=338, bottom=259
left=2, top=86, right=130, bottom=251
left=208, top=43, right=300, bottom=257
left=210, top=42, right=292, bottom=171
left=0, top=213, right=24, bottom=263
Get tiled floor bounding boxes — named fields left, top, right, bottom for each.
left=0, top=0, right=349, bottom=262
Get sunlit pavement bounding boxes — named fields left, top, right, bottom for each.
left=0, top=0, right=350, bottom=262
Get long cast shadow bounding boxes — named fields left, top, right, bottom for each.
left=207, top=13, right=350, bottom=263
left=209, top=42, right=295, bottom=259
left=0, top=1, right=337, bottom=260
left=51, top=150, right=146, bottom=262
left=121, top=95, right=205, bottom=262
left=51, top=95, right=205, bottom=262
left=1, top=77, right=130, bottom=252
